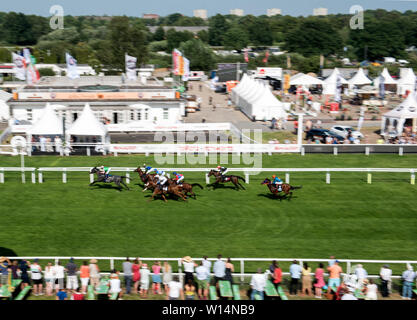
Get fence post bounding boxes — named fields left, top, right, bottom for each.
left=367, top=171, right=372, bottom=184
left=60, top=148, right=64, bottom=156
left=126, top=170, right=130, bottom=184
left=0, top=168, right=4, bottom=183
left=87, top=147, right=91, bottom=156
left=411, top=170, right=415, bottom=185
left=333, top=146, right=338, bottom=156
left=365, top=147, right=370, bottom=156
left=178, top=259, right=183, bottom=284
left=63, top=168, right=67, bottom=183
left=399, top=147, right=403, bottom=156
left=326, top=171, right=330, bottom=184
left=90, top=173, right=94, bottom=184
left=285, top=172, right=290, bottom=184
left=240, top=260, right=244, bottom=284
left=39, top=171, right=43, bottom=184
left=145, top=152, right=149, bottom=157
left=21, top=169, right=26, bottom=184
left=31, top=170, right=36, bottom=184
left=114, top=151, right=118, bottom=157
left=301, top=147, right=305, bottom=156
left=245, top=173, right=249, bottom=184
left=205, top=173, right=210, bottom=184
left=347, top=261, right=351, bottom=274
left=110, top=259, right=114, bottom=271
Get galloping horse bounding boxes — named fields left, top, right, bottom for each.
left=167, top=179, right=204, bottom=199
left=134, top=167, right=158, bottom=192
left=207, top=169, right=246, bottom=190
left=90, top=167, right=130, bottom=191
left=147, top=181, right=188, bottom=202
left=261, top=178, right=302, bottom=199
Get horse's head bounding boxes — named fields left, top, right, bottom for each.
left=208, top=170, right=214, bottom=177
left=261, top=178, right=271, bottom=185
left=90, top=167, right=98, bottom=174
left=134, top=167, right=142, bottom=173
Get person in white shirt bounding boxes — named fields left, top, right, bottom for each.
left=181, top=256, right=197, bottom=285
left=54, top=136, right=62, bottom=153
left=379, top=264, right=392, bottom=297
left=250, top=268, right=266, bottom=300
left=29, top=259, right=43, bottom=296
left=195, top=262, right=210, bottom=300
left=355, top=264, right=368, bottom=285
left=44, top=262, right=55, bottom=296
left=139, top=264, right=151, bottom=298
left=166, top=276, right=184, bottom=300
left=341, top=287, right=358, bottom=300
left=108, top=273, right=123, bottom=300
left=52, top=261, right=65, bottom=293
left=213, top=254, right=226, bottom=286
left=39, top=136, right=46, bottom=152
left=365, top=279, right=378, bottom=300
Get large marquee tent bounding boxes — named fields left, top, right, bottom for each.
left=396, top=68, right=416, bottom=95
left=381, top=92, right=417, bottom=135
left=322, top=68, right=348, bottom=95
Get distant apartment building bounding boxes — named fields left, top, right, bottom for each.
left=230, top=9, right=244, bottom=16
left=193, top=9, right=208, bottom=20
left=267, top=8, right=282, bottom=17
left=143, top=14, right=160, bottom=20
left=313, top=8, right=328, bottom=16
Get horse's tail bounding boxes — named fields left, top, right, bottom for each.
left=290, top=185, right=302, bottom=190
left=191, top=183, right=204, bottom=189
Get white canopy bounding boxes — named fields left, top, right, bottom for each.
left=67, top=103, right=108, bottom=138
left=381, top=92, right=417, bottom=135
left=348, top=68, right=372, bottom=86
left=397, top=68, right=416, bottom=95
left=27, top=103, right=63, bottom=136
left=323, top=68, right=348, bottom=95
left=290, top=73, right=324, bottom=86
left=373, top=68, right=397, bottom=87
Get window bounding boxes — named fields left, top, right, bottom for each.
left=27, top=109, right=32, bottom=121
left=130, top=112, right=135, bottom=121
left=137, top=112, right=142, bottom=121
left=144, top=109, right=149, bottom=120
left=163, top=108, right=169, bottom=120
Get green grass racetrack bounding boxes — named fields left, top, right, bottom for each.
left=1, top=154, right=417, bottom=266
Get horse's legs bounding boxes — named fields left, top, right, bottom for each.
left=116, top=181, right=122, bottom=191
left=121, top=180, right=130, bottom=190
left=148, top=190, right=158, bottom=202
left=238, top=181, right=246, bottom=190
left=161, top=193, right=168, bottom=203
left=89, top=180, right=97, bottom=186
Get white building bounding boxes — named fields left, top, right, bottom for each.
left=193, top=9, right=208, bottom=20
left=230, top=9, right=244, bottom=16
left=267, top=8, right=282, bottom=17
left=313, top=8, right=328, bottom=16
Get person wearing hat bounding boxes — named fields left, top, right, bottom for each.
left=341, top=285, right=358, bottom=300
left=379, top=264, right=392, bottom=297
left=89, top=259, right=100, bottom=289
left=0, top=257, right=11, bottom=289
left=401, top=265, right=416, bottom=299
left=271, top=175, right=283, bottom=192
left=181, top=256, right=197, bottom=286
left=140, top=264, right=150, bottom=298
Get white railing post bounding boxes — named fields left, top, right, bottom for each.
left=326, top=171, right=330, bottom=184
left=240, top=260, right=244, bottom=283
left=21, top=169, right=26, bottom=184
left=87, top=147, right=91, bottom=156
left=38, top=171, right=43, bottom=184
left=90, top=173, right=94, bottom=184
left=0, top=168, right=4, bottom=183
left=365, top=147, right=370, bottom=156
left=205, top=173, right=210, bottom=184
left=367, top=171, right=372, bottom=184
left=31, top=169, right=36, bottom=184
left=110, top=259, right=114, bottom=271
left=178, top=259, right=183, bottom=283
left=399, top=147, right=403, bottom=156
left=301, top=147, right=305, bottom=156
left=347, top=261, right=351, bottom=274
left=411, top=170, right=415, bottom=185
left=245, top=172, right=249, bottom=184
left=333, top=146, right=338, bottom=156
left=285, top=172, right=290, bottom=184
left=126, top=170, right=130, bottom=184
left=63, top=168, right=67, bottom=183
left=114, top=151, right=118, bottom=157
left=145, top=152, right=149, bottom=157
left=60, top=148, right=64, bottom=156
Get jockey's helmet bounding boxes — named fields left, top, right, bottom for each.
left=146, top=166, right=151, bottom=170
left=173, top=172, right=177, bottom=176
left=272, top=175, right=276, bottom=178
left=100, top=165, right=104, bottom=170
left=217, top=166, right=221, bottom=169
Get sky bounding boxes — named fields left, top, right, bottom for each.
left=0, top=0, right=415, bottom=17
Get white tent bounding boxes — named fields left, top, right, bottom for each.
left=348, top=68, right=372, bottom=88
left=27, top=103, right=63, bottom=136
left=397, top=68, right=416, bottom=95
left=290, top=73, right=324, bottom=86
left=67, top=103, right=108, bottom=142
left=0, top=90, right=11, bottom=121
left=323, top=68, right=348, bottom=95
left=381, top=92, right=417, bottom=135
left=373, top=68, right=397, bottom=87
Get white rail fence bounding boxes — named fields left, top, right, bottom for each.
left=5, top=256, right=417, bottom=282
left=1, top=167, right=416, bottom=185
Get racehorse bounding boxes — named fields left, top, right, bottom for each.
left=207, top=169, right=246, bottom=190
left=90, top=167, right=130, bottom=191
left=261, top=178, right=302, bottom=199
left=167, top=179, right=204, bottom=199
left=147, top=182, right=188, bottom=202
left=134, top=167, right=158, bottom=191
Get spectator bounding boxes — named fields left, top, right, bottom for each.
left=213, top=255, right=226, bottom=286
left=53, top=261, right=65, bottom=293
left=167, top=275, right=184, bottom=300
left=140, top=264, right=150, bottom=298
left=355, top=264, right=368, bottom=285
left=10, top=260, right=19, bottom=280
left=0, top=257, right=11, bottom=289
left=364, top=279, right=378, bottom=300
left=271, top=118, right=277, bottom=130
left=162, top=262, right=172, bottom=294
left=152, top=261, right=162, bottom=295
left=379, top=264, right=392, bottom=298
left=202, top=256, right=212, bottom=284
left=269, top=260, right=277, bottom=274
left=184, top=279, right=196, bottom=300
left=327, top=260, right=343, bottom=288
left=54, top=136, right=62, bottom=153
left=56, top=288, right=67, bottom=301
left=79, top=261, right=90, bottom=294
left=108, top=272, right=123, bottom=300
left=39, top=136, right=46, bottom=152
left=314, top=263, right=325, bottom=299
left=44, top=262, right=54, bottom=296
left=271, top=261, right=282, bottom=290
left=289, top=260, right=302, bottom=296
left=132, top=258, right=141, bottom=294
left=181, top=256, right=197, bottom=285
left=301, top=262, right=312, bottom=296
left=341, top=286, right=358, bottom=300
left=65, top=258, right=78, bottom=292
left=89, top=259, right=100, bottom=289
left=30, top=259, right=43, bottom=296
left=71, top=287, right=85, bottom=300
left=225, top=258, right=234, bottom=285
left=250, top=268, right=266, bottom=300
left=328, top=256, right=336, bottom=267
left=122, top=257, right=133, bottom=295
left=401, top=265, right=415, bottom=300
left=325, top=135, right=333, bottom=144
left=195, top=261, right=210, bottom=300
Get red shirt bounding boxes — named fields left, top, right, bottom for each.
left=273, top=268, right=282, bottom=284
left=72, top=293, right=84, bottom=300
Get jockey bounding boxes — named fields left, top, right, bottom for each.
left=272, top=175, right=283, bottom=191
left=155, top=170, right=169, bottom=190
left=145, top=166, right=157, bottom=175
left=99, top=165, right=111, bottom=179
left=172, top=172, right=184, bottom=185
left=215, top=166, right=228, bottom=181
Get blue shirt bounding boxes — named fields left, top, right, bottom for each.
left=0, top=262, right=8, bottom=275
left=289, top=264, right=302, bottom=279
left=402, top=270, right=416, bottom=282
left=213, top=260, right=226, bottom=278
left=57, top=291, right=67, bottom=300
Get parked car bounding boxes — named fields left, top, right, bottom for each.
left=306, top=129, right=345, bottom=143
left=214, top=84, right=227, bottom=93
left=330, top=126, right=364, bottom=139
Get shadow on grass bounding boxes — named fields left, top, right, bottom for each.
left=257, top=193, right=298, bottom=201
left=0, top=247, right=18, bottom=257
left=89, top=184, right=129, bottom=192
left=206, top=183, right=244, bottom=191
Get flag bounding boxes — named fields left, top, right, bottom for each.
left=172, top=49, right=184, bottom=76
left=379, top=75, right=385, bottom=99
left=244, top=49, right=249, bottom=63
left=23, top=48, right=40, bottom=85
left=66, top=53, right=80, bottom=80
left=125, top=54, right=137, bottom=80
left=287, top=55, right=291, bottom=69
left=335, top=73, right=342, bottom=102
left=182, top=57, right=190, bottom=81
left=263, top=50, right=270, bottom=63
left=12, top=52, right=26, bottom=81
left=357, top=116, right=364, bottom=132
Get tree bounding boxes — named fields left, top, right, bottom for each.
left=208, top=14, right=229, bottom=46
left=40, top=27, right=80, bottom=44
left=179, top=39, right=215, bottom=71
left=223, top=26, right=249, bottom=51
left=196, top=30, right=209, bottom=43
left=166, top=29, right=194, bottom=52
left=153, top=26, right=165, bottom=41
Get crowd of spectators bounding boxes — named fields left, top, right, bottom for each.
left=0, top=255, right=415, bottom=300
